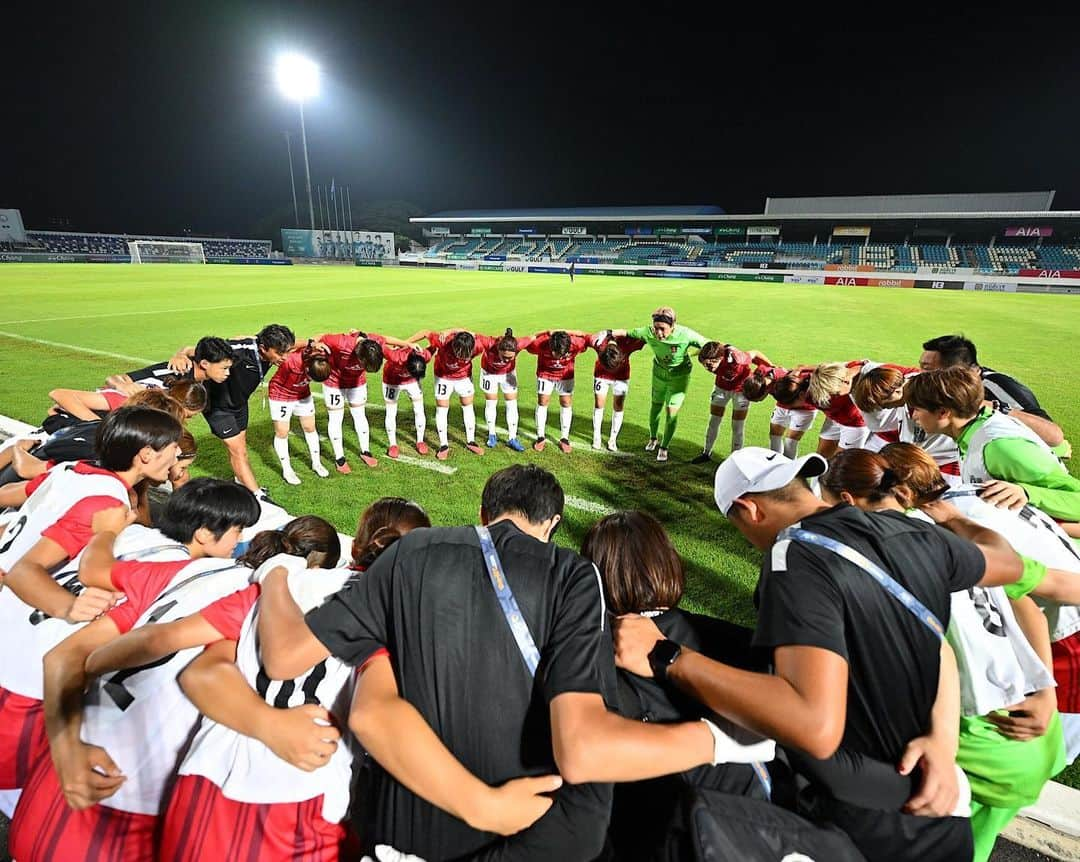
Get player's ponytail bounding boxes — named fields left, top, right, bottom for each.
left=240, top=515, right=341, bottom=570
left=821, top=449, right=913, bottom=507
left=880, top=442, right=950, bottom=507
left=351, top=497, right=431, bottom=569
left=497, top=328, right=518, bottom=354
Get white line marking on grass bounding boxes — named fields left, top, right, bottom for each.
left=395, top=454, right=458, bottom=475
left=0, top=330, right=152, bottom=364
left=565, top=496, right=615, bottom=516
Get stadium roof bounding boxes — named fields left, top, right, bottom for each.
left=412, top=206, right=723, bottom=223
left=765, top=191, right=1056, bottom=216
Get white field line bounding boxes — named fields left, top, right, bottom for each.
left=394, top=454, right=457, bottom=475
left=565, top=495, right=614, bottom=516
left=0, top=330, right=152, bottom=364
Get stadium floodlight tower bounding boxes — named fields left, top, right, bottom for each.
left=275, top=52, right=319, bottom=231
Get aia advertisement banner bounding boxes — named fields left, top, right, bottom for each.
left=1004, top=227, right=1052, bottom=237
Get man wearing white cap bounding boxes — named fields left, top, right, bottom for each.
left=614, top=447, right=1026, bottom=862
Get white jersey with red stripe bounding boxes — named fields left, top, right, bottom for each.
left=82, top=557, right=253, bottom=815
left=0, top=463, right=132, bottom=698
left=178, top=567, right=356, bottom=823
left=6, top=525, right=189, bottom=700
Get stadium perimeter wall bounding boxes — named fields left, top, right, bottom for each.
left=0, top=252, right=291, bottom=265
left=397, top=255, right=1080, bottom=295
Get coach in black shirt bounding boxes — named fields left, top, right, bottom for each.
left=614, top=448, right=1026, bottom=862
left=163, top=325, right=295, bottom=490
left=260, top=465, right=719, bottom=861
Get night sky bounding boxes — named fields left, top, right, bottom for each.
left=6, top=2, right=1080, bottom=238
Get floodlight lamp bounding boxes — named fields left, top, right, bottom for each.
left=275, top=53, right=319, bottom=102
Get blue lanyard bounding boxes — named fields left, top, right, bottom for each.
left=751, top=760, right=772, bottom=798
left=778, top=526, right=944, bottom=640
left=475, top=526, right=541, bottom=677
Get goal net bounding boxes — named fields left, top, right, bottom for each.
left=128, top=240, right=206, bottom=264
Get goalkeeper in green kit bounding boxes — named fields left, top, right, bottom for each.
left=606, top=307, right=708, bottom=462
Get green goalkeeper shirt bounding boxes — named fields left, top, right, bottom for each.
left=627, top=324, right=708, bottom=376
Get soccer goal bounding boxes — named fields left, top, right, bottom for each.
left=128, top=240, right=206, bottom=264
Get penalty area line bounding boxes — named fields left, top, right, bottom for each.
left=394, top=454, right=458, bottom=475
left=0, top=330, right=152, bottom=364
left=564, top=496, right=615, bottom=516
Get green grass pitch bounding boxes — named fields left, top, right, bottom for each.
left=1, top=262, right=1078, bottom=783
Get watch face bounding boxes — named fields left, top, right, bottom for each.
left=649, top=639, right=681, bottom=674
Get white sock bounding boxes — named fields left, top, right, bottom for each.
left=327, top=410, right=345, bottom=460
left=769, top=434, right=784, bottom=453
left=610, top=410, right=625, bottom=443
left=535, top=404, right=548, bottom=439
left=704, top=414, right=722, bottom=455
left=436, top=405, right=449, bottom=446
left=506, top=400, right=519, bottom=439
left=592, top=408, right=604, bottom=443
left=559, top=406, right=573, bottom=440
left=384, top=402, right=398, bottom=447
left=273, top=435, right=292, bottom=471
left=463, top=403, right=476, bottom=444
left=484, top=400, right=498, bottom=436
left=349, top=405, right=370, bottom=452
left=303, top=430, right=321, bottom=463
left=783, top=436, right=800, bottom=458
left=731, top=419, right=746, bottom=451
left=412, top=398, right=426, bottom=440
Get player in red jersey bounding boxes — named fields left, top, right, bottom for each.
left=476, top=329, right=533, bottom=452
left=416, top=329, right=485, bottom=460
left=807, top=360, right=873, bottom=458
left=691, top=341, right=775, bottom=464
left=267, top=347, right=332, bottom=485
left=313, top=330, right=414, bottom=473
left=382, top=344, right=432, bottom=459
left=590, top=331, right=645, bottom=452
left=742, top=365, right=817, bottom=459
left=527, top=329, right=592, bottom=453
left=0, top=407, right=182, bottom=798
left=9, top=480, right=261, bottom=862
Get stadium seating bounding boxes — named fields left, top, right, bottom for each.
left=27, top=231, right=272, bottom=258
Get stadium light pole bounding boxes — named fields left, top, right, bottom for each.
left=275, top=53, right=319, bottom=231
left=283, top=131, right=299, bottom=226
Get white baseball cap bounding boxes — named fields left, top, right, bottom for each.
left=713, top=448, right=828, bottom=515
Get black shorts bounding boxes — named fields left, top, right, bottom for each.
left=204, top=405, right=249, bottom=440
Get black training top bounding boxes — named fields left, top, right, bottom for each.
left=306, top=521, right=617, bottom=861
left=206, top=338, right=265, bottom=412
left=752, top=504, right=984, bottom=765
left=980, top=366, right=1052, bottom=421
left=125, top=360, right=190, bottom=389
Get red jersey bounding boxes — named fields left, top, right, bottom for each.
left=528, top=332, right=591, bottom=381
left=822, top=393, right=866, bottom=427
left=593, top=335, right=646, bottom=382
left=476, top=334, right=533, bottom=375
left=712, top=345, right=769, bottom=392
left=321, top=332, right=386, bottom=389
left=267, top=350, right=312, bottom=402
left=382, top=345, right=432, bottom=387
left=428, top=331, right=482, bottom=380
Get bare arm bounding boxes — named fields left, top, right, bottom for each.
left=1012, top=411, right=1064, bottom=448
left=748, top=350, right=775, bottom=367
left=85, top=614, right=227, bottom=677
left=257, top=566, right=330, bottom=680
left=179, top=639, right=341, bottom=772
left=48, top=389, right=110, bottom=421
left=168, top=345, right=197, bottom=373
left=43, top=616, right=125, bottom=809
left=8, top=538, right=115, bottom=623
left=77, top=505, right=140, bottom=591
left=0, top=480, right=29, bottom=509
left=405, top=330, right=433, bottom=345
left=987, top=596, right=1057, bottom=741
left=350, top=654, right=561, bottom=835
left=1031, top=567, right=1080, bottom=605
left=549, top=690, right=713, bottom=784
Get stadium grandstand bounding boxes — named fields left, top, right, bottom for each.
left=13, top=230, right=273, bottom=260
left=409, top=192, right=1080, bottom=276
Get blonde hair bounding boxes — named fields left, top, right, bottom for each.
left=808, top=362, right=848, bottom=408
left=652, top=306, right=677, bottom=323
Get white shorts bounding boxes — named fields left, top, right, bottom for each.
left=434, top=376, right=475, bottom=400
left=322, top=383, right=367, bottom=409
left=770, top=406, right=817, bottom=433
left=593, top=377, right=629, bottom=397
left=819, top=418, right=871, bottom=449
left=710, top=387, right=750, bottom=412
left=537, top=377, right=575, bottom=397
left=480, top=370, right=518, bottom=396
left=269, top=397, right=315, bottom=422
left=383, top=381, right=423, bottom=402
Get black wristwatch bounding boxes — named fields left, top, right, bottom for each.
left=648, top=639, right=682, bottom=682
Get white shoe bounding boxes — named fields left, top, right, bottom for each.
left=592, top=438, right=602, bottom=450
left=311, top=461, right=329, bottom=478
left=645, top=438, right=658, bottom=451
left=607, top=439, right=619, bottom=452
left=282, top=469, right=301, bottom=486
left=656, top=448, right=669, bottom=462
